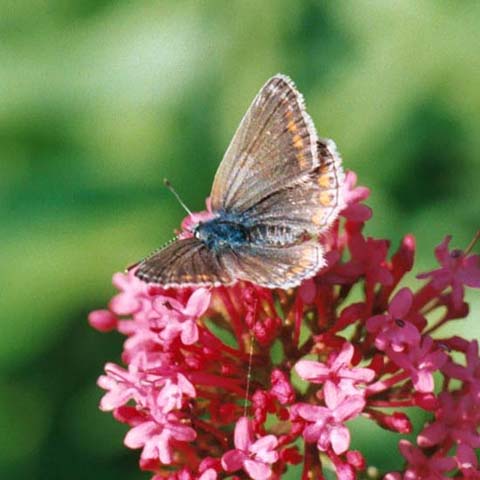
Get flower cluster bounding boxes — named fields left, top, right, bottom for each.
left=89, top=171, right=480, bottom=479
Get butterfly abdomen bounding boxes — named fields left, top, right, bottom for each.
left=248, top=224, right=299, bottom=246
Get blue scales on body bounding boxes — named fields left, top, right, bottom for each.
left=194, top=213, right=300, bottom=251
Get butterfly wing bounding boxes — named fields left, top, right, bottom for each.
left=135, top=237, right=232, bottom=287
left=210, top=74, right=321, bottom=214
left=241, top=139, right=344, bottom=234
left=220, top=240, right=325, bottom=289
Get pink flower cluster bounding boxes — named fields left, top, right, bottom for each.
left=89, top=171, right=480, bottom=479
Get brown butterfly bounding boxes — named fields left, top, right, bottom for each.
left=135, top=74, right=344, bottom=289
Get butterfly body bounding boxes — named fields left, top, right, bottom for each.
left=135, top=74, right=344, bottom=289
left=194, top=213, right=302, bottom=252
left=194, top=215, right=250, bottom=251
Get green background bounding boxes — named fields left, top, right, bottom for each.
left=1, top=1, right=479, bottom=479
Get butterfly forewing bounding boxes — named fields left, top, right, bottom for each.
left=136, top=237, right=233, bottom=287
left=210, top=75, right=320, bottom=213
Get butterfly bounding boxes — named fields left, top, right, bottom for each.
left=134, top=74, right=344, bottom=289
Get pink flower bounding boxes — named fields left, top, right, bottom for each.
left=295, top=342, right=374, bottom=400
left=221, top=417, right=278, bottom=480
left=442, top=340, right=480, bottom=397
left=90, top=168, right=480, bottom=479
left=293, top=385, right=366, bottom=455
left=98, top=362, right=146, bottom=411
left=456, top=444, right=479, bottom=478
left=367, top=288, right=422, bottom=352
left=88, top=309, right=118, bottom=332
left=153, top=374, right=196, bottom=415
left=98, top=359, right=196, bottom=417
left=388, top=336, right=447, bottom=392
left=270, top=369, right=295, bottom=405
left=124, top=412, right=196, bottom=465
left=418, top=392, right=480, bottom=450
left=396, top=440, right=456, bottom=479
left=332, top=230, right=393, bottom=311
left=109, top=269, right=149, bottom=315
left=340, top=170, right=372, bottom=222
left=417, top=235, right=480, bottom=308
left=371, top=411, right=412, bottom=434
left=152, top=288, right=211, bottom=345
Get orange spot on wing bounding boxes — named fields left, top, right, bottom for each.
left=312, top=210, right=325, bottom=225
left=287, top=119, right=298, bottom=133
left=317, top=173, right=332, bottom=188
left=296, top=152, right=307, bottom=169
left=319, top=191, right=333, bottom=207
left=292, top=134, right=303, bottom=150
left=318, top=163, right=331, bottom=175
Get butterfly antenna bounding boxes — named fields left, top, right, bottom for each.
left=164, top=178, right=193, bottom=216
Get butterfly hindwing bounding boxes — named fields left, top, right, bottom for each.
left=221, top=241, right=325, bottom=289
left=240, top=139, right=344, bottom=236
left=210, top=74, right=320, bottom=213
left=136, top=237, right=232, bottom=287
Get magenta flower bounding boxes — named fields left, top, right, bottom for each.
left=456, top=443, right=479, bottom=478
left=98, top=362, right=147, bottom=411
left=109, top=270, right=149, bottom=315
left=152, top=288, right=211, bottom=345
left=388, top=335, right=447, bottom=393
left=442, top=340, right=480, bottom=397
left=295, top=342, right=375, bottom=399
left=124, top=412, right=196, bottom=465
left=340, top=170, right=372, bottom=222
left=417, top=235, right=480, bottom=308
left=293, top=389, right=366, bottom=455
left=417, top=392, right=480, bottom=450
left=396, top=440, right=456, bottom=479
left=221, top=417, right=278, bottom=480
left=366, top=287, right=422, bottom=353
left=90, top=171, right=480, bottom=479
left=88, top=309, right=118, bottom=332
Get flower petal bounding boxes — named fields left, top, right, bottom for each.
left=294, top=360, right=330, bottom=381
left=234, top=416, right=253, bottom=451
left=244, top=459, right=273, bottom=480
left=221, top=449, right=246, bottom=472
left=330, top=424, right=351, bottom=455
left=389, top=288, right=413, bottom=318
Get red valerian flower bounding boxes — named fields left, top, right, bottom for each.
left=366, top=287, right=422, bottom=352
left=295, top=342, right=374, bottom=399
left=151, top=288, right=211, bottom=345
left=388, top=335, right=448, bottom=393
left=124, top=412, right=197, bottom=465
left=417, top=235, right=480, bottom=308
left=385, top=440, right=457, bottom=480
left=221, top=417, right=278, bottom=480
left=90, top=171, right=480, bottom=479
left=442, top=340, right=480, bottom=398
left=417, top=391, right=480, bottom=450
left=292, top=388, right=366, bottom=455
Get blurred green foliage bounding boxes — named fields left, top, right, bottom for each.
left=1, top=1, right=479, bottom=479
